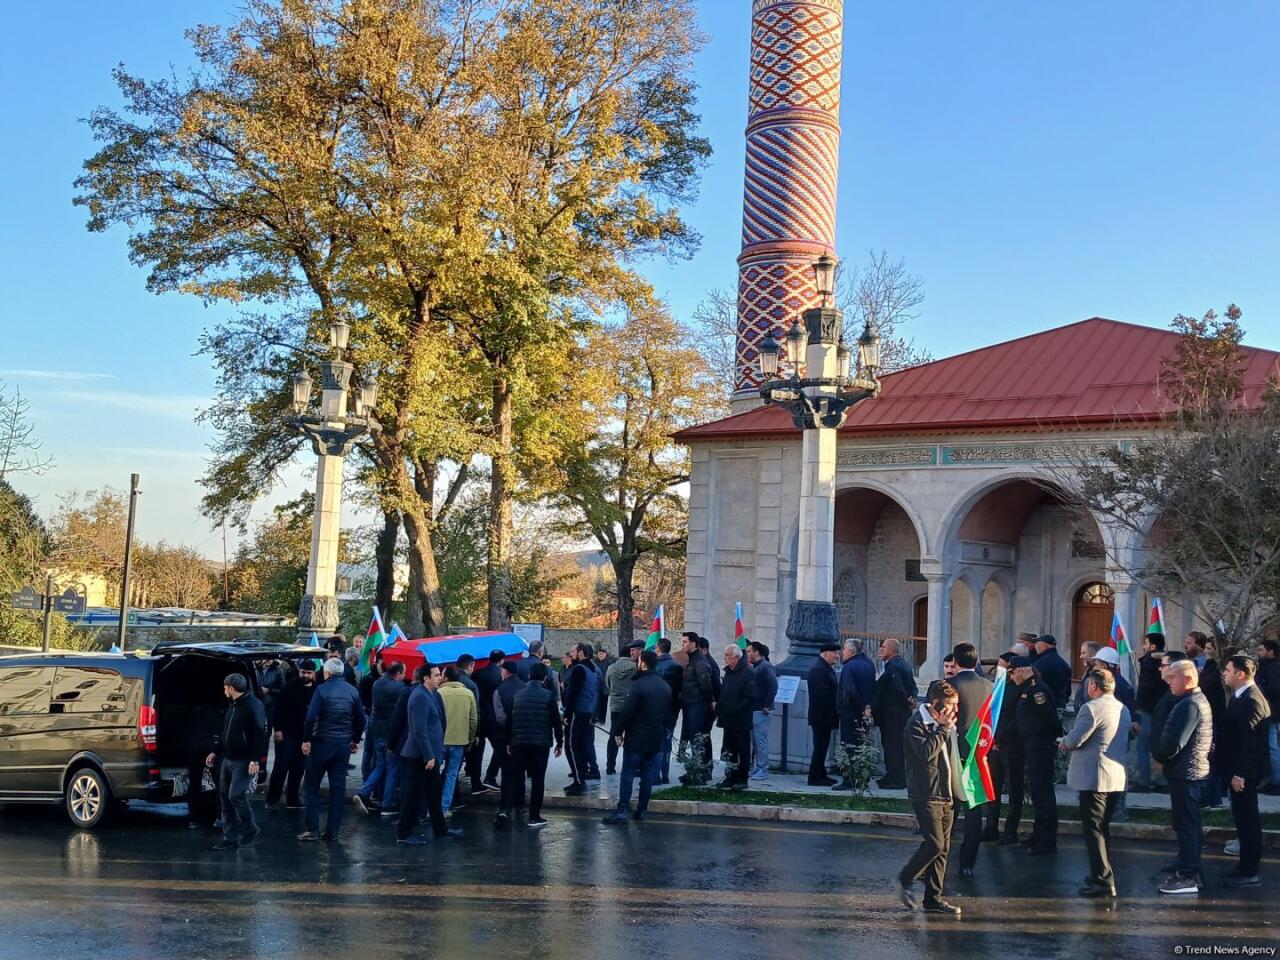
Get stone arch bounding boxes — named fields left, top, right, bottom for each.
left=834, top=478, right=931, bottom=556
left=834, top=483, right=928, bottom=638
left=834, top=567, right=866, bottom=634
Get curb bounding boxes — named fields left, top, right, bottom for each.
left=476, top=791, right=1280, bottom=849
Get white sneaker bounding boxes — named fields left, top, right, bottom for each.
left=1224, top=839, right=1240, bottom=856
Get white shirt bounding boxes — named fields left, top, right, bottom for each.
left=1233, top=680, right=1256, bottom=700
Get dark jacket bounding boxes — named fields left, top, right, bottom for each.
left=872, top=655, right=917, bottom=724
left=1015, top=678, right=1063, bottom=741
left=304, top=676, right=366, bottom=744
left=473, top=663, right=503, bottom=731
left=510, top=682, right=563, bottom=751
left=1256, top=658, right=1280, bottom=721
left=219, top=693, right=268, bottom=762
left=563, top=661, right=601, bottom=717
left=258, top=663, right=285, bottom=718
left=611, top=671, right=674, bottom=754
left=838, top=652, right=875, bottom=721
left=1153, top=688, right=1212, bottom=781
left=367, top=674, right=404, bottom=742
left=904, top=707, right=963, bottom=802
left=1216, top=683, right=1272, bottom=784
left=273, top=678, right=316, bottom=742
left=1136, top=652, right=1168, bottom=713
left=1034, top=648, right=1072, bottom=709
left=950, top=670, right=993, bottom=762
left=386, top=682, right=414, bottom=753
left=493, top=674, right=527, bottom=740
left=806, top=659, right=838, bottom=731
left=994, top=677, right=1026, bottom=750
left=1113, top=672, right=1137, bottom=715
left=1198, top=657, right=1227, bottom=723
left=717, top=658, right=758, bottom=732
left=751, top=658, right=779, bottom=712
left=681, top=651, right=715, bottom=707
left=358, top=671, right=376, bottom=711
left=656, top=652, right=683, bottom=716
left=516, top=656, right=562, bottom=707
left=458, top=671, right=481, bottom=709
left=400, top=685, right=445, bottom=764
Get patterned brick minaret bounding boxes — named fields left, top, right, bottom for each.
left=734, top=0, right=844, bottom=402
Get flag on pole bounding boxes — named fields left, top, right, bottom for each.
left=386, top=622, right=408, bottom=647
left=644, top=605, right=665, bottom=650
left=109, top=644, right=121, bottom=654
left=734, top=602, right=747, bottom=649
left=1108, top=610, right=1130, bottom=655
left=1146, top=597, right=1167, bottom=637
left=358, top=606, right=387, bottom=673
left=960, top=666, right=1008, bottom=807
left=309, top=632, right=321, bottom=648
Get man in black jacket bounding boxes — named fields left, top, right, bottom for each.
left=747, top=641, right=778, bottom=782
left=1014, top=658, right=1063, bottom=855
left=501, top=662, right=562, bottom=828
left=267, top=660, right=317, bottom=809
left=299, top=658, right=366, bottom=842
left=679, top=636, right=715, bottom=780
left=1132, top=633, right=1169, bottom=791
left=353, top=660, right=405, bottom=815
left=991, top=650, right=1025, bottom=844
left=603, top=650, right=673, bottom=823
left=873, top=637, right=918, bottom=789
left=1032, top=635, right=1071, bottom=709
left=716, top=645, right=758, bottom=790
left=806, top=644, right=840, bottom=786
left=473, top=650, right=506, bottom=790
left=208, top=673, right=268, bottom=851
left=895, top=680, right=963, bottom=915
left=655, top=638, right=683, bottom=784
left=492, top=660, right=527, bottom=821
left=1219, top=655, right=1271, bottom=886
left=455, top=654, right=486, bottom=795
left=949, top=643, right=994, bottom=878
left=1154, top=659, right=1213, bottom=895
left=1186, top=631, right=1227, bottom=806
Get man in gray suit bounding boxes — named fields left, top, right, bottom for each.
left=1060, top=667, right=1131, bottom=897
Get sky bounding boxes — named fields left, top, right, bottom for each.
left=2, top=1, right=1278, bottom=554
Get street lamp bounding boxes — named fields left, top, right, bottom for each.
left=756, top=253, right=883, bottom=669
left=284, top=319, right=380, bottom=642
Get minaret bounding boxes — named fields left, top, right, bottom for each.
left=733, top=0, right=844, bottom=408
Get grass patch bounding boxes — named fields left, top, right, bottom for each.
left=651, top=787, right=1280, bottom=831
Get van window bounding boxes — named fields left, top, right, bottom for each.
left=0, top=666, right=55, bottom=715
left=52, top=667, right=127, bottom=714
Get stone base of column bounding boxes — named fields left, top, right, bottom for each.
left=776, top=599, right=840, bottom=676
left=297, top=594, right=340, bottom=644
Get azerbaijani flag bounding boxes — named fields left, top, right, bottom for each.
left=1109, top=611, right=1130, bottom=655
left=358, top=606, right=387, bottom=673
left=1146, top=597, right=1167, bottom=637
left=960, top=666, right=1008, bottom=807
left=644, top=605, right=665, bottom=650
left=386, top=622, right=408, bottom=648
left=309, top=631, right=321, bottom=648
left=734, top=602, right=747, bottom=649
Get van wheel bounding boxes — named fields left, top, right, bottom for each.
left=65, top=767, right=110, bottom=829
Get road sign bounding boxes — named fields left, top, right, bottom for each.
left=11, top=585, right=42, bottom=611
left=52, top=588, right=86, bottom=616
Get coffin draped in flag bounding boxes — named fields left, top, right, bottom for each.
left=379, top=630, right=529, bottom=674
left=960, top=666, right=1008, bottom=807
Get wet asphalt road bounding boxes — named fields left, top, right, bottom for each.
left=0, top=799, right=1274, bottom=960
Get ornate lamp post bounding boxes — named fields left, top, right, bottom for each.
left=758, top=254, right=882, bottom=670
left=285, top=319, right=379, bottom=642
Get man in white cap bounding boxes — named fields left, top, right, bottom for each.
left=1093, top=646, right=1137, bottom=715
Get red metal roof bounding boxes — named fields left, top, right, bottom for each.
left=676, top=318, right=1280, bottom=441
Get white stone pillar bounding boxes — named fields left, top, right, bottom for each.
left=1107, top=570, right=1139, bottom=683
left=795, top=425, right=837, bottom=602
left=921, top=566, right=949, bottom=681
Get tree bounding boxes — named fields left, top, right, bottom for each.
left=132, top=543, right=216, bottom=609
left=0, top=382, right=54, bottom=481
left=1051, top=308, right=1280, bottom=649
left=542, top=307, right=717, bottom=649
left=48, top=488, right=128, bottom=603
left=225, top=496, right=317, bottom=617
left=0, top=480, right=60, bottom=647
left=691, top=249, right=931, bottom=406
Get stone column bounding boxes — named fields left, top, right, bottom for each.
left=1107, top=570, right=1139, bottom=683
left=920, top=564, right=949, bottom=681
left=795, top=425, right=836, bottom=601
left=297, top=370, right=351, bottom=642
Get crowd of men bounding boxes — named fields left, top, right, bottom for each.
left=201, top=628, right=1278, bottom=911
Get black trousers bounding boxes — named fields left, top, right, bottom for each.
left=606, top=711, right=622, bottom=772
left=397, top=758, right=447, bottom=839
left=901, top=798, right=953, bottom=902
left=1079, top=790, right=1120, bottom=885
left=496, top=741, right=526, bottom=810
left=997, top=744, right=1025, bottom=836
left=722, top=727, right=752, bottom=785
left=879, top=712, right=908, bottom=786
left=1025, top=737, right=1058, bottom=851
left=1229, top=781, right=1262, bottom=876
left=567, top=714, right=594, bottom=784
left=483, top=732, right=503, bottom=785
left=464, top=738, right=483, bottom=790
left=507, top=745, right=551, bottom=819
left=809, top=725, right=834, bottom=781
left=957, top=801, right=985, bottom=869
left=266, top=734, right=305, bottom=806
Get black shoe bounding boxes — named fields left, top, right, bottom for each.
left=729, top=782, right=747, bottom=792
left=397, top=835, right=428, bottom=846
left=922, top=899, right=961, bottom=916
left=585, top=772, right=601, bottom=781
left=605, top=767, right=616, bottom=776
left=321, top=832, right=337, bottom=842
left=564, top=783, right=586, bottom=796
left=876, top=779, right=905, bottom=790
left=997, top=834, right=1020, bottom=846
left=296, top=831, right=320, bottom=841
left=808, top=776, right=837, bottom=787
left=893, top=879, right=917, bottom=912
left=678, top=774, right=690, bottom=785
left=631, top=810, right=647, bottom=822
left=602, top=810, right=629, bottom=825
left=831, top=780, right=854, bottom=791
left=979, top=829, right=1000, bottom=843
left=1027, top=846, right=1057, bottom=856
left=494, top=813, right=508, bottom=829
left=285, top=801, right=304, bottom=810
left=1078, top=881, right=1117, bottom=898
left=657, top=777, right=670, bottom=785
left=958, top=867, right=974, bottom=880
left=211, top=840, right=239, bottom=851
left=380, top=806, right=400, bottom=818
left=528, top=817, right=548, bottom=828
left=239, top=826, right=260, bottom=847
left=1222, top=874, right=1260, bottom=888
left=482, top=779, right=500, bottom=791
left=438, top=828, right=464, bottom=840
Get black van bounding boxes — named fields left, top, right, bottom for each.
left=0, top=641, right=322, bottom=829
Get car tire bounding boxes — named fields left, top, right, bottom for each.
left=65, top=766, right=111, bottom=829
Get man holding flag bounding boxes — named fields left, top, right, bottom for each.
left=950, top=643, right=995, bottom=880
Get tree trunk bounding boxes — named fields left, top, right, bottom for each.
left=374, top=507, right=400, bottom=617
left=403, top=507, right=446, bottom=637
left=614, top=555, right=636, bottom=654
left=487, top=371, right=514, bottom=630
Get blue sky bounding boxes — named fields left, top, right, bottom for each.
left=2, top=1, right=1278, bottom=551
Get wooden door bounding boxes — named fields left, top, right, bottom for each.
left=1072, top=583, right=1114, bottom=678
left=912, top=597, right=929, bottom=668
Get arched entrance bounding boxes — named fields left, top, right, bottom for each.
left=913, top=596, right=929, bottom=640
left=1072, top=582, right=1115, bottom=677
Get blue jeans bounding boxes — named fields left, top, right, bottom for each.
left=382, top=744, right=401, bottom=808
left=1130, top=711, right=1165, bottom=788
left=305, top=738, right=351, bottom=835
left=1267, top=724, right=1280, bottom=787
left=1168, top=778, right=1204, bottom=876
left=616, top=748, right=661, bottom=815
left=441, top=745, right=466, bottom=809
left=750, top=710, right=770, bottom=776
left=356, top=735, right=390, bottom=801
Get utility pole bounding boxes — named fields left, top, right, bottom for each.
left=117, top=473, right=140, bottom=651
left=222, top=521, right=229, bottom=607
left=41, top=573, right=53, bottom=652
